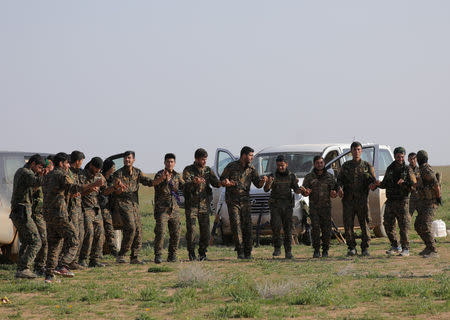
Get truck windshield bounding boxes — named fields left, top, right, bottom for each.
left=252, top=152, right=321, bottom=178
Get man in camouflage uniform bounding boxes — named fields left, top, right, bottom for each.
left=337, top=142, right=377, bottom=257
left=113, top=151, right=163, bottom=264
left=183, top=148, right=221, bottom=261
left=9, top=154, right=44, bottom=279
left=99, top=159, right=118, bottom=256
left=62, top=151, right=85, bottom=269
left=414, top=150, right=441, bottom=258
left=264, top=155, right=302, bottom=259
left=376, top=147, right=416, bottom=257
left=153, top=153, right=184, bottom=263
left=43, top=152, right=103, bottom=283
left=301, top=156, right=338, bottom=258
left=220, top=146, right=267, bottom=259
left=31, top=157, right=54, bottom=276
left=408, top=152, right=420, bottom=216
left=80, top=157, right=115, bottom=267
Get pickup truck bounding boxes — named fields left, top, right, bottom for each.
left=211, top=144, right=394, bottom=244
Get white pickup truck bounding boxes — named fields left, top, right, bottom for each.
left=211, top=144, right=394, bottom=244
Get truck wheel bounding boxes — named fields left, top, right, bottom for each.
left=1, top=232, right=19, bottom=263
left=373, top=203, right=387, bottom=238
left=301, top=224, right=312, bottom=246
left=219, top=224, right=232, bottom=246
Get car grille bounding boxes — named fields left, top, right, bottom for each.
left=250, top=194, right=270, bottom=216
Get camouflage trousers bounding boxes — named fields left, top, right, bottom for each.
left=101, top=208, right=117, bottom=254
left=45, top=214, right=78, bottom=275
left=80, top=208, right=105, bottom=263
left=10, top=206, right=41, bottom=271
left=269, top=201, right=293, bottom=253
left=185, top=205, right=210, bottom=255
left=227, top=199, right=252, bottom=256
left=31, top=212, right=47, bottom=271
left=60, top=210, right=82, bottom=265
left=309, top=206, right=332, bottom=251
left=414, top=200, right=437, bottom=252
left=409, top=197, right=420, bottom=216
left=342, top=198, right=371, bottom=250
left=383, top=199, right=410, bottom=250
left=154, top=209, right=181, bottom=257
left=118, top=208, right=142, bottom=259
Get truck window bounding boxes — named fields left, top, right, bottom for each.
left=217, top=151, right=234, bottom=176
left=342, top=147, right=375, bottom=165
left=252, top=152, right=320, bottom=178
left=378, top=149, right=393, bottom=175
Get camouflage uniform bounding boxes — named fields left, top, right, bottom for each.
left=337, top=160, right=376, bottom=251
left=302, top=169, right=338, bottom=252
left=113, top=166, right=155, bottom=260
left=153, top=170, right=184, bottom=259
left=409, top=165, right=420, bottom=216
left=9, top=166, right=42, bottom=271
left=31, top=187, right=47, bottom=272
left=99, top=175, right=117, bottom=254
left=414, top=163, right=439, bottom=253
left=79, top=170, right=106, bottom=264
left=183, top=163, right=220, bottom=257
left=265, top=169, right=302, bottom=255
left=64, top=167, right=84, bottom=264
left=43, top=167, right=82, bottom=276
left=379, top=162, right=416, bottom=250
left=220, top=161, right=263, bottom=257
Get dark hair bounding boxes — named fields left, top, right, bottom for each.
left=350, top=141, right=362, bottom=150
left=124, top=150, right=135, bottom=158
left=240, top=146, right=254, bottom=157
left=102, top=159, right=115, bottom=174
left=276, top=155, right=286, bottom=163
left=70, top=150, right=85, bottom=164
left=28, top=154, right=45, bottom=166
left=313, top=155, right=324, bottom=163
left=54, top=152, right=69, bottom=167
left=88, top=157, right=103, bottom=170
left=408, top=152, right=417, bottom=158
left=194, top=148, right=208, bottom=159
left=164, top=153, right=176, bottom=161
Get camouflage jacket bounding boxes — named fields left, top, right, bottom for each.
left=67, top=167, right=83, bottom=216
left=416, top=163, right=439, bottom=201
left=32, top=187, right=44, bottom=215
left=113, top=166, right=154, bottom=210
left=80, top=169, right=106, bottom=210
left=183, top=163, right=220, bottom=208
left=264, top=169, right=301, bottom=205
left=10, top=166, right=42, bottom=211
left=42, top=167, right=83, bottom=217
left=379, top=162, right=416, bottom=200
left=220, top=160, right=263, bottom=201
left=303, top=169, right=338, bottom=208
left=154, top=169, right=184, bottom=213
left=409, top=165, right=420, bottom=200
left=337, top=159, right=376, bottom=201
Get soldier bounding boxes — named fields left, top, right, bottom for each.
left=337, top=142, right=378, bottom=257
left=414, top=150, right=441, bottom=258
left=153, top=153, right=184, bottom=263
left=43, top=152, right=103, bottom=283
left=183, top=148, right=221, bottom=261
left=376, top=147, right=416, bottom=257
left=301, top=156, right=338, bottom=258
left=220, top=146, right=267, bottom=259
left=32, top=157, right=54, bottom=277
left=113, top=151, right=164, bottom=264
left=408, top=152, right=420, bottom=216
left=99, top=159, right=118, bottom=256
left=9, top=154, right=44, bottom=279
left=62, top=151, right=85, bottom=270
left=264, top=155, right=302, bottom=259
left=79, top=157, right=116, bottom=267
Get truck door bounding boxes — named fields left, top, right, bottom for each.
left=211, top=148, right=236, bottom=212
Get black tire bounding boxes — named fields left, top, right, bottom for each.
left=1, top=232, right=19, bottom=263
left=301, top=224, right=312, bottom=246
left=219, top=224, right=233, bottom=246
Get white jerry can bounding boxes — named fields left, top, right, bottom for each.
left=431, top=220, right=447, bottom=238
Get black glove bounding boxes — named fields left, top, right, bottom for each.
left=436, top=197, right=443, bottom=206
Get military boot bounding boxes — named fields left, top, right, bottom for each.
left=285, top=251, right=294, bottom=259
left=198, top=250, right=207, bottom=261
left=347, top=248, right=357, bottom=256
left=313, top=249, right=320, bottom=258
left=272, top=248, right=282, bottom=257
left=188, top=250, right=197, bottom=261
left=154, top=255, right=162, bottom=264
left=322, top=250, right=329, bottom=258
left=15, top=269, right=37, bottom=279
left=167, top=254, right=178, bottom=262
left=361, top=249, right=370, bottom=257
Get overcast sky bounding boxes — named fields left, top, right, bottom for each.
left=1, top=1, right=449, bottom=172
